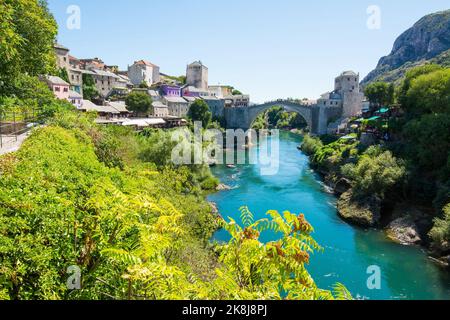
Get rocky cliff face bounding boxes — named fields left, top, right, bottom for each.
left=362, top=10, right=450, bottom=84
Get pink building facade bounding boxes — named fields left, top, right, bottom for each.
left=44, top=76, right=70, bottom=100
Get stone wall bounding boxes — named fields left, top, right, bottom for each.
left=205, top=99, right=225, bottom=119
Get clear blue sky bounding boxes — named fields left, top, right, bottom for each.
left=48, top=0, right=449, bottom=103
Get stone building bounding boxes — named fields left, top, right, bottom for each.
left=54, top=43, right=83, bottom=95
left=82, top=69, right=121, bottom=98
left=186, top=61, right=208, bottom=90
left=208, top=85, right=233, bottom=98
left=163, top=96, right=190, bottom=117
left=317, top=71, right=364, bottom=118
left=152, top=101, right=169, bottom=118
left=79, top=58, right=106, bottom=71
left=68, top=56, right=83, bottom=94
left=128, top=60, right=161, bottom=87
left=54, top=43, right=70, bottom=70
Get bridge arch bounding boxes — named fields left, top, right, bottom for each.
left=246, top=102, right=313, bottom=131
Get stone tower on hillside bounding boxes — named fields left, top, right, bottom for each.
left=186, top=61, right=208, bottom=90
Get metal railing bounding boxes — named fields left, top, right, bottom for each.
left=0, top=109, right=38, bottom=149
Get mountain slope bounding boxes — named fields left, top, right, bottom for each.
left=362, top=10, right=450, bottom=84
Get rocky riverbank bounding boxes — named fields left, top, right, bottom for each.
left=299, top=138, right=449, bottom=269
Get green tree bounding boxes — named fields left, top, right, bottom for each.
left=138, top=81, right=149, bottom=89
left=187, top=100, right=212, bottom=128
left=429, top=204, right=450, bottom=248
left=82, top=73, right=99, bottom=101
left=364, top=82, right=394, bottom=107
left=403, top=68, right=450, bottom=116
left=58, top=68, right=70, bottom=83
left=403, top=113, right=450, bottom=172
left=210, top=207, right=352, bottom=300
left=0, top=0, right=58, bottom=94
left=341, top=147, right=406, bottom=199
left=397, top=64, right=443, bottom=108
left=301, top=135, right=323, bottom=156
left=125, top=91, right=152, bottom=115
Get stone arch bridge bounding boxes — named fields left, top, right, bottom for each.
left=223, top=100, right=342, bottom=135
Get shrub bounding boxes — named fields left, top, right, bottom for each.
left=301, top=135, right=323, bottom=155
left=429, top=204, right=450, bottom=247
left=342, top=147, right=406, bottom=199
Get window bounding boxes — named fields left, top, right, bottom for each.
left=63, top=87, right=68, bottom=92
left=55, top=86, right=60, bottom=92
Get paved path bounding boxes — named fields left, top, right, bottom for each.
left=0, top=131, right=31, bottom=156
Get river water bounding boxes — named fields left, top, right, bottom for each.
left=208, top=131, right=450, bottom=300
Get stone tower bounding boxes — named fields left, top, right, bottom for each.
left=186, top=61, right=208, bottom=90
left=335, top=71, right=364, bottom=118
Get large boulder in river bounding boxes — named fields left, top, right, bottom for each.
left=334, top=178, right=352, bottom=195
left=386, top=217, right=422, bottom=245
left=386, top=202, right=432, bottom=245
left=337, top=190, right=381, bottom=227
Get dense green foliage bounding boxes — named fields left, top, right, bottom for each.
left=395, top=65, right=450, bottom=254
left=308, top=134, right=360, bottom=174
left=187, top=100, right=212, bottom=129
left=125, top=91, right=152, bottom=115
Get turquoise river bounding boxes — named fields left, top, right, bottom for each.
left=208, top=131, right=450, bottom=300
